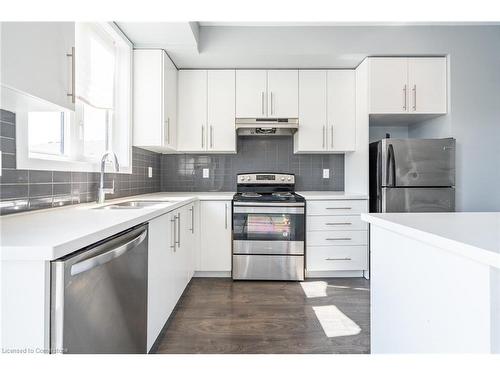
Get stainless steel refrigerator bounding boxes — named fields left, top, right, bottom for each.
left=369, top=138, right=456, bottom=212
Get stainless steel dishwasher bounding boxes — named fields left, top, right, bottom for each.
left=50, top=224, right=148, bottom=354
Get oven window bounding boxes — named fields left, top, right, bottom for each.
left=233, top=212, right=305, bottom=241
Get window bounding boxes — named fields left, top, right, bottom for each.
left=20, top=22, right=132, bottom=173
left=28, top=111, right=68, bottom=157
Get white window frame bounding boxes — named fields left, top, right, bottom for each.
left=13, top=22, right=133, bottom=174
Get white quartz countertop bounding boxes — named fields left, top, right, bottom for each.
left=297, top=191, right=368, bottom=200
left=362, top=212, right=500, bottom=269
left=0, top=192, right=234, bottom=261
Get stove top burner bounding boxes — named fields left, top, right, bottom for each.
left=241, top=192, right=262, bottom=198
left=272, top=192, right=293, bottom=198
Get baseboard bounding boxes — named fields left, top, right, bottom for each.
left=306, top=270, right=364, bottom=278
left=193, top=271, right=231, bottom=278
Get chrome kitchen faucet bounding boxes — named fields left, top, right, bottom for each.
left=97, top=151, right=120, bottom=204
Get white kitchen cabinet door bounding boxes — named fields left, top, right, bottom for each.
left=133, top=50, right=164, bottom=149
left=147, top=212, right=175, bottom=351
left=1, top=22, right=75, bottom=111
left=327, top=70, right=356, bottom=151
left=295, top=70, right=328, bottom=153
left=199, top=201, right=232, bottom=272
left=207, top=70, right=236, bottom=152
left=369, top=58, right=408, bottom=114
left=408, top=57, right=447, bottom=114
left=163, top=53, right=178, bottom=149
left=235, top=70, right=267, bottom=117
left=177, top=70, right=208, bottom=152
left=267, top=70, right=299, bottom=118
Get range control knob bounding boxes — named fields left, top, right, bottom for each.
left=281, top=177, right=285, bottom=181
left=246, top=177, right=251, bottom=181
left=287, top=177, right=292, bottom=181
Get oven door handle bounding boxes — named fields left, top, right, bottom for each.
left=233, top=202, right=305, bottom=207
left=233, top=206, right=305, bottom=214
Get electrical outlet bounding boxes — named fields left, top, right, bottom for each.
left=148, top=167, right=153, bottom=178
left=203, top=168, right=209, bottom=178
left=323, top=169, right=330, bottom=179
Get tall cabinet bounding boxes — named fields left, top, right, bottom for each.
left=177, top=70, right=236, bottom=153
left=295, top=70, right=356, bottom=153
left=133, top=49, right=178, bottom=152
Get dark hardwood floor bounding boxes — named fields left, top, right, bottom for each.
left=154, top=277, right=370, bottom=354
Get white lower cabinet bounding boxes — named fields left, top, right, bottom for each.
left=146, top=202, right=198, bottom=351
left=198, top=200, right=232, bottom=272
left=305, top=199, right=369, bottom=277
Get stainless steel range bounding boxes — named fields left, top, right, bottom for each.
left=232, top=173, right=305, bottom=281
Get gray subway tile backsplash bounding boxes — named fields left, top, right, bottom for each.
left=160, top=136, right=344, bottom=192
left=1, top=109, right=161, bottom=215
left=1, top=108, right=344, bottom=215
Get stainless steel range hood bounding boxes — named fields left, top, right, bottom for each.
left=236, top=118, right=299, bottom=136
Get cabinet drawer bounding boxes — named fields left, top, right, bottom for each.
left=307, top=246, right=367, bottom=271
left=306, top=230, right=368, bottom=246
left=307, top=215, right=367, bottom=231
left=306, top=200, right=367, bottom=215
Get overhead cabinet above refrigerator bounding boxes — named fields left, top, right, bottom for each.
left=368, top=57, right=447, bottom=115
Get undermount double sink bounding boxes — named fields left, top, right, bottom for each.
left=94, top=200, right=172, bottom=210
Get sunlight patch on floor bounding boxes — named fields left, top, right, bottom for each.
left=313, top=305, right=362, bottom=338
left=300, top=281, right=328, bottom=298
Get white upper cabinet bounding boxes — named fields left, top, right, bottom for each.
left=295, top=70, right=355, bottom=153
left=163, top=54, right=178, bottom=149
left=327, top=70, right=356, bottom=151
left=408, top=58, right=447, bottom=114
left=178, top=70, right=236, bottom=153
left=236, top=70, right=298, bottom=118
left=207, top=70, right=236, bottom=152
left=267, top=70, right=299, bottom=118
left=369, top=57, right=447, bottom=114
left=369, top=58, right=408, bottom=114
left=177, top=70, right=208, bottom=152
left=295, top=70, right=328, bottom=152
left=1, top=22, right=75, bottom=111
left=235, top=70, right=267, bottom=117
left=133, top=49, right=177, bottom=152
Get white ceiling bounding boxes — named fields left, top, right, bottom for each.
left=116, top=22, right=499, bottom=69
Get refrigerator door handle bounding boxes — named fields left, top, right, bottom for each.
left=386, top=144, right=396, bottom=187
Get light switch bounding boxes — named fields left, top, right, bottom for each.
left=203, top=168, right=209, bottom=178
left=323, top=169, right=330, bottom=179
left=148, top=167, right=153, bottom=178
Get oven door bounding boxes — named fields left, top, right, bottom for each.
left=232, top=204, right=305, bottom=255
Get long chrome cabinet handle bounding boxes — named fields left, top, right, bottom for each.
left=326, top=257, right=352, bottom=261
left=201, top=125, right=204, bottom=148
left=412, top=85, right=417, bottom=111
left=325, top=207, right=352, bottom=210
left=190, top=206, right=194, bottom=233
left=210, top=125, right=213, bottom=148
left=403, top=84, right=407, bottom=111
left=326, top=238, right=352, bottom=241
left=325, top=222, right=352, bottom=226
left=167, top=118, right=170, bottom=144
left=331, top=125, right=334, bottom=149
left=322, top=126, right=326, bottom=149
left=270, top=91, right=274, bottom=115
left=178, top=213, right=181, bottom=246
left=171, top=216, right=176, bottom=251
left=225, top=203, right=228, bottom=229
left=161, top=120, right=165, bottom=146
left=71, top=227, right=147, bottom=276
left=261, top=92, right=265, bottom=115
left=66, top=47, right=75, bottom=103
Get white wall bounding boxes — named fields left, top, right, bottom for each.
left=170, top=25, right=500, bottom=211
left=369, top=126, right=409, bottom=143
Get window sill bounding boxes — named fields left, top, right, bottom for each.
left=17, top=155, right=132, bottom=174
